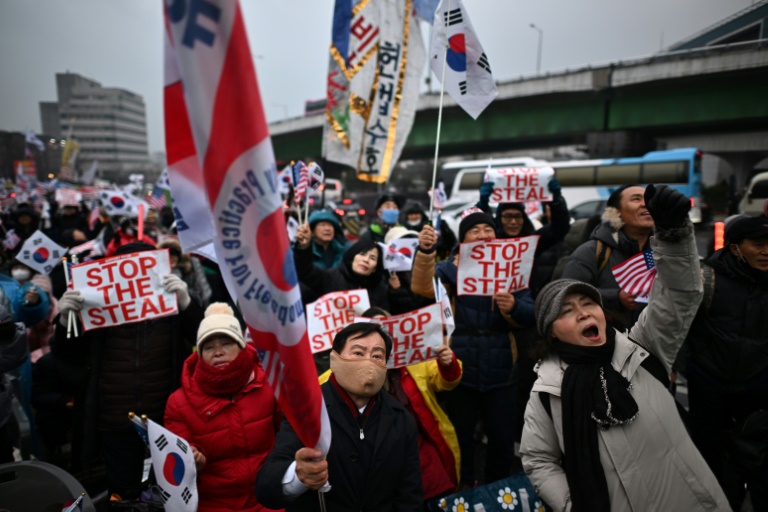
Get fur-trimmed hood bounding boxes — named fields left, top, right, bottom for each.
left=593, top=206, right=624, bottom=247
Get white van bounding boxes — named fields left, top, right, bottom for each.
left=739, top=172, right=768, bottom=215
left=440, top=157, right=546, bottom=208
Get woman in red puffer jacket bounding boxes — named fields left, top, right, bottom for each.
left=165, top=303, right=282, bottom=512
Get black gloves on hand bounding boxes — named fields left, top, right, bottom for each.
left=644, top=184, right=691, bottom=230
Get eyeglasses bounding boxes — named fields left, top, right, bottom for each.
left=500, top=213, right=524, bottom=222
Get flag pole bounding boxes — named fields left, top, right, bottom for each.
left=428, top=2, right=451, bottom=221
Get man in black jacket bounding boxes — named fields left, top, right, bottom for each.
left=256, top=322, right=423, bottom=511
left=685, top=213, right=768, bottom=511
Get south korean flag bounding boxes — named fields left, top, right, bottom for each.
left=98, top=189, right=135, bottom=216
left=147, top=419, right=198, bottom=512
left=17, top=230, right=66, bottom=275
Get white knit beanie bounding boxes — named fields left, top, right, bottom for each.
left=196, top=303, right=246, bottom=351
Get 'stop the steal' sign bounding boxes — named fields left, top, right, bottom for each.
left=308, top=290, right=371, bottom=354
left=71, top=249, right=178, bottom=331
left=457, top=236, right=540, bottom=296
left=376, top=303, right=444, bottom=369
left=485, top=167, right=554, bottom=203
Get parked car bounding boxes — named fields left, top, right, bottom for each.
left=739, top=171, right=768, bottom=215
left=569, top=199, right=607, bottom=220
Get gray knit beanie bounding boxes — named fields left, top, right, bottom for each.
left=535, top=279, right=603, bottom=338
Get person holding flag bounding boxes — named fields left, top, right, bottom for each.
left=256, top=322, right=423, bottom=510
left=562, top=184, right=656, bottom=330
left=164, top=0, right=330, bottom=485
left=411, top=210, right=535, bottom=487
left=520, top=185, right=730, bottom=512
left=165, top=303, right=281, bottom=512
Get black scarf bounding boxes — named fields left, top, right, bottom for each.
left=553, top=330, right=639, bottom=512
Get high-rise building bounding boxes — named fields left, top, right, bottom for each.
left=39, top=72, right=150, bottom=179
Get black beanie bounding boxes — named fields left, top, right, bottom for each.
left=459, top=209, right=495, bottom=242
left=726, top=215, right=768, bottom=245
left=115, top=242, right=157, bottom=256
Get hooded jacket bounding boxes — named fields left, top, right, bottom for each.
left=295, top=240, right=390, bottom=311
left=561, top=207, right=649, bottom=329
left=495, top=198, right=571, bottom=297
left=164, top=345, right=281, bottom=512
left=686, top=248, right=768, bottom=386
left=308, top=211, right=349, bottom=270
left=521, top=225, right=730, bottom=512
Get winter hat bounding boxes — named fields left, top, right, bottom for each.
left=196, top=303, right=246, bottom=351
left=309, top=210, right=342, bottom=236
left=725, top=214, right=768, bottom=245
left=157, top=239, right=183, bottom=259
left=535, top=279, right=603, bottom=338
left=384, top=226, right=419, bottom=245
left=496, top=203, right=535, bottom=237
left=115, top=242, right=157, bottom=256
left=375, top=194, right=402, bottom=211
left=458, top=207, right=495, bottom=242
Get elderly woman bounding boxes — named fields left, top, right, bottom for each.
left=164, top=303, right=281, bottom=512
left=520, top=185, right=730, bottom=511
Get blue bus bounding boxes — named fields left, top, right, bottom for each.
left=551, top=148, right=703, bottom=222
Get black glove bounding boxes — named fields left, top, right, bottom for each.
left=644, top=184, right=690, bottom=230
left=548, top=177, right=562, bottom=201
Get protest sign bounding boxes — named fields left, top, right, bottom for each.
left=307, top=290, right=371, bottom=353
left=375, top=303, right=444, bottom=369
left=457, top=235, right=540, bottom=296
left=71, top=249, right=177, bottom=331
left=486, top=167, right=554, bottom=203
left=55, top=188, right=82, bottom=207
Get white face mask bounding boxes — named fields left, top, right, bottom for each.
left=12, top=268, right=30, bottom=282
left=406, top=219, right=422, bottom=227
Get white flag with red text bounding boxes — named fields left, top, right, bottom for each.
left=164, top=0, right=330, bottom=454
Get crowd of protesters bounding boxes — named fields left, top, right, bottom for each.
left=0, top=177, right=766, bottom=512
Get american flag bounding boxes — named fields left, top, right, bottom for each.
left=292, top=160, right=309, bottom=203
left=2, top=230, right=21, bottom=251
left=612, top=249, right=657, bottom=299
left=146, top=186, right=169, bottom=209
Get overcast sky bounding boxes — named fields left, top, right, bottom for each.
left=0, top=0, right=753, bottom=154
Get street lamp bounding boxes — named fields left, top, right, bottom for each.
left=529, top=23, right=543, bottom=74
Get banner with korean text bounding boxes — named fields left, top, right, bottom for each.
left=485, top=167, right=554, bottom=204
left=308, top=290, right=371, bottom=353
left=323, top=0, right=425, bottom=183
left=71, top=249, right=177, bottom=331
left=457, top=236, right=540, bottom=296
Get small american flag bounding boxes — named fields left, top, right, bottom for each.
left=292, top=160, right=309, bottom=203
left=612, top=249, right=657, bottom=300
left=147, top=186, right=169, bottom=209
left=2, top=230, right=21, bottom=251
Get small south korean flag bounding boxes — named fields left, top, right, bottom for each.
left=18, top=230, right=66, bottom=275
left=147, top=419, right=198, bottom=512
left=98, top=189, right=134, bottom=216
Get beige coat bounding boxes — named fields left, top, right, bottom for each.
left=520, top=226, right=731, bottom=512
